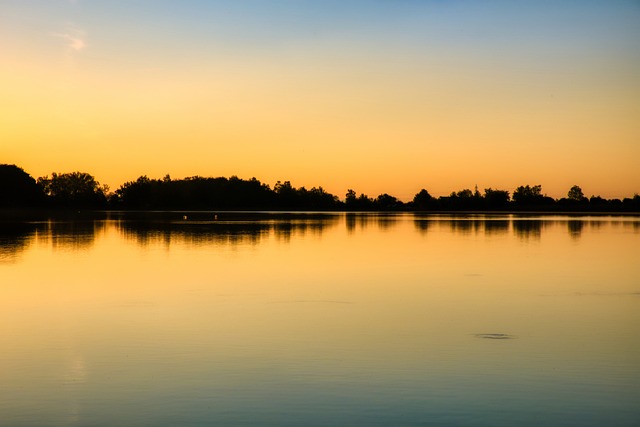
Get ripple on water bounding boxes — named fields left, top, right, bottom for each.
left=474, top=333, right=516, bottom=340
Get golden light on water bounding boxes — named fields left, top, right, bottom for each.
left=1, top=214, right=639, bottom=424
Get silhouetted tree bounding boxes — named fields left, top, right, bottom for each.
left=342, top=189, right=375, bottom=210
left=512, top=184, right=558, bottom=210
left=412, top=189, right=435, bottom=210
left=306, top=186, right=339, bottom=209
left=113, top=176, right=158, bottom=209
left=0, top=164, right=44, bottom=208
left=439, top=188, right=482, bottom=210
left=345, top=189, right=357, bottom=209
left=483, top=188, right=510, bottom=210
left=511, top=184, right=555, bottom=209
left=557, top=185, right=590, bottom=211
left=112, top=175, right=340, bottom=211
left=513, top=184, right=542, bottom=203
left=356, top=193, right=375, bottom=210
left=609, top=198, right=623, bottom=211
left=589, top=195, right=607, bottom=211
left=622, top=194, right=640, bottom=212
left=375, top=193, right=402, bottom=210
left=37, top=171, right=108, bottom=208
left=5, top=163, right=639, bottom=213
left=455, top=189, right=474, bottom=199
left=115, top=175, right=276, bottom=210
left=567, top=185, right=586, bottom=202
left=273, top=180, right=298, bottom=208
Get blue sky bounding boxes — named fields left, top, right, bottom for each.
left=2, top=0, right=639, bottom=198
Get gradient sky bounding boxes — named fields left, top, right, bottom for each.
left=1, top=0, right=639, bottom=200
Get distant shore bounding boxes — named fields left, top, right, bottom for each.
left=1, top=209, right=639, bottom=223
left=2, top=164, right=639, bottom=214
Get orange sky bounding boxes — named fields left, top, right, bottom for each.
left=1, top=1, right=639, bottom=200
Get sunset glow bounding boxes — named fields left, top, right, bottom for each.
left=2, top=1, right=639, bottom=199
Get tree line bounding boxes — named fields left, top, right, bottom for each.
left=1, top=164, right=639, bottom=212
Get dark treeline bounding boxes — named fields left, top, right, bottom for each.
left=1, top=164, right=639, bottom=212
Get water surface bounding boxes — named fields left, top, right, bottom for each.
left=1, top=213, right=639, bottom=426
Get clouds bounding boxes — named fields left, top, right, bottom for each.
left=4, top=1, right=637, bottom=199
left=54, top=24, right=86, bottom=53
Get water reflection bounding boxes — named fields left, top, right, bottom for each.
left=0, top=213, right=343, bottom=256
left=512, top=219, right=544, bottom=240
left=413, top=216, right=510, bottom=236
left=410, top=215, right=639, bottom=241
left=376, top=214, right=399, bottom=230
left=588, top=219, right=604, bottom=231
left=0, top=222, right=41, bottom=262
left=0, top=219, right=106, bottom=259
left=568, top=220, right=584, bottom=239
left=118, top=212, right=341, bottom=247
left=345, top=213, right=357, bottom=233
left=344, top=213, right=401, bottom=233
left=44, top=220, right=106, bottom=250
left=119, top=220, right=271, bottom=247
left=0, top=220, right=101, bottom=261
left=1, top=212, right=640, bottom=427
left=484, top=219, right=510, bottom=235
left=444, top=218, right=482, bottom=234
left=413, top=218, right=432, bottom=233
left=1, top=214, right=638, bottom=257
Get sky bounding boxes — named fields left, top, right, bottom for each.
left=1, top=0, right=639, bottom=200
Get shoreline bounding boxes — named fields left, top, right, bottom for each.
left=1, top=209, right=639, bottom=222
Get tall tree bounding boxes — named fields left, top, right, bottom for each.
left=0, top=164, right=44, bottom=208
left=513, top=185, right=542, bottom=204
left=37, top=172, right=108, bottom=208
left=483, top=188, right=510, bottom=209
left=567, top=185, right=586, bottom=202
left=412, top=189, right=434, bottom=210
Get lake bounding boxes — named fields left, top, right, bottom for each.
left=1, top=212, right=639, bottom=426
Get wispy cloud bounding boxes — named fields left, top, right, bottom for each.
left=54, top=24, right=87, bottom=53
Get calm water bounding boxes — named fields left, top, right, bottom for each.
left=1, top=213, right=639, bottom=426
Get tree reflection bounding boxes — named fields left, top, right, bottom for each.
left=346, top=213, right=357, bottom=234
left=588, top=219, right=604, bottom=231
left=567, top=220, right=584, bottom=239
left=617, top=219, right=640, bottom=233
left=413, top=218, right=432, bottom=233
left=43, top=220, right=105, bottom=251
left=117, top=212, right=340, bottom=248
left=414, top=215, right=510, bottom=236
left=483, top=219, right=510, bottom=235
left=377, top=214, right=398, bottom=230
left=513, top=219, right=544, bottom=240
left=0, top=218, right=105, bottom=260
left=120, top=220, right=270, bottom=247
left=0, top=222, right=41, bottom=262
left=441, top=219, right=480, bottom=235
left=344, top=213, right=395, bottom=233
